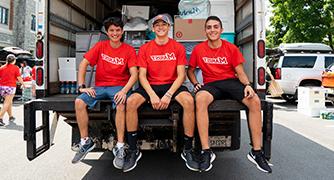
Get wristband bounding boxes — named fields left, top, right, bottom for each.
left=165, top=92, right=172, bottom=98
left=245, top=83, right=252, bottom=87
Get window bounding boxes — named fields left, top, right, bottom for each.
left=282, top=56, right=317, bottom=68
left=325, top=56, right=334, bottom=68
left=31, top=14, right=36, bottom=31
left=0, top=6, right=9, bottom=25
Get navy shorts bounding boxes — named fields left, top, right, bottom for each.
left=77, top=86, right=127, bottom=109
left=199, top=78, right=246, bottom=102
left=133, top=84, right=189, bottom=101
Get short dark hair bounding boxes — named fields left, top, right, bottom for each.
left=103, top=17, right=124, bottom=31
left=6, top=54, right=16, bottom=64
left=205, top=16, right=223, bottom=28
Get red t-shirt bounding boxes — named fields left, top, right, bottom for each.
left=137, top=39, right=187, bottom=85
left=84, top=40, right=137, bottom=86
left=189, top=40, right=245, bottom=84
left=0, top=64, right=21, bottom=87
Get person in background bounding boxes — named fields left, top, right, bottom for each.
left=31, top=65, right=36, bottom=98
left=0, top=54, right=25, bottom=126
left=20, top=61, right=32, bottom=81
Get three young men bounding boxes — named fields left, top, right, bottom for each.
left=73, top=14, right=272, bottom=173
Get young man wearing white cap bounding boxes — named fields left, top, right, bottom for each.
left=123, top=14, right=198, bottom=172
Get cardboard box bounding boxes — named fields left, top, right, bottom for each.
left=58, top=57, right=76, bottom=69
left=174, top=17, right=206, bottom=41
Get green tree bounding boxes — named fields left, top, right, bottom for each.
left=268, top=0, right=334, bottom=48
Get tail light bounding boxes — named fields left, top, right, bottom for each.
left=275, top=68, right=281, bottom=79
left=36, top=40, right=44, bottom=59
left=257, top=67, right=265, bottom=85
left=36, top=67, right=44, bottom=86
left=257, top=40, right=265, bottom=58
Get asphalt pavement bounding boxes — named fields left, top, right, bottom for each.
left=0, top=99, right=333, bottom=180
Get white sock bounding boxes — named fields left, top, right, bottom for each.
left=116, top=142, right=124, bottom=148
left=80, top=137, right=89, bottom=145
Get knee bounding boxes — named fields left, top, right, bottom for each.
left=195, top=93, right=210, bottom=109
left=75, top=99, right=86, bottom=111
left=180, top=94, right=194, bottom=110
left=116, top=103, right=125, bottom=112
left=248, top=96, right=261, bottom=111
left=126, top=96, right=140, bottom=111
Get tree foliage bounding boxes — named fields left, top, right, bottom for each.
left=267, top=0, right=334, bottom=48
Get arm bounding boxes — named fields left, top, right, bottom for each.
left=187, top=66, right=202, bottom=93
left=114, top=67, right=138, bottom=104
left=139, top=67, right=160, bottom=110
left=78, top=59, right=96, bottom=97
left=160, top=65, right=186, bottom=110
left=235, top=64, right=255, bottom=98
left=17, top=76, right=26, bottom=88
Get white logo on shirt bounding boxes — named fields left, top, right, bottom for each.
left=202, top=57, right=228, bottom=65
left=101, top=53, right=124, bottom=65
left=150, top=53, right=176, bottom=61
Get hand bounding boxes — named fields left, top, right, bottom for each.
left=114, top=90, right=127, bottom=105
left=149, top=94, right=161, bottom=110
left=244, top=85, right=255, bottom=99
left=21, top=84, right=26, bottom=89
left=80, top=87, right=96, bottom=98
left=159, top=94, right=171, bottom=110
left=194, top=83, right=202, bottom=93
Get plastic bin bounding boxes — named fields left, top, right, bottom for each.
left=221, top=32, right=235, bottom=44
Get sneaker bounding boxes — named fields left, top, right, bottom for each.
left=247, top=150, right=272, bottom=173
left=181, top=149, right=200, bottom=171
left=71, top=138, right=95, bottom=164
left=123, top=149, right=142, bottom=172
left=0, top=119, right=5, bottom=126
left=112, top=146, right=126, bottom=169
left=199, top=149, right=216, bottom=172
left=9, top=116, right=15, bottom=121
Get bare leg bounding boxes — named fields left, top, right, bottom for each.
left=115, top=103, right=126, bottom=143
left=0, top=94, right=15, bottom=119
left=125, top=93, right=146, bottom=132
left=75, top=99, right=89, bottom=138
left=242, top=95, right=262, bottom=150
left=195, top=91, right=214, bottom=150
left=175, top=92, right=195, bottom=137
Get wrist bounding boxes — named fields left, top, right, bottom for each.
left=245, top=83, right=252, bottom=87
left=78, top=84, right=86, bottom=91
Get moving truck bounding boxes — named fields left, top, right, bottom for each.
left=24, top=0, right=273, bottom=163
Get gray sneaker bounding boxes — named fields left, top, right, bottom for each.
left=181, top=149, right=200, bottom=171
left=123, top=149, right=142, bottom=172
left=112, top=146, right=126, bottom=169
left=71, top=138, right=95, bottom=164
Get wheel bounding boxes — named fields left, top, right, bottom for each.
left=282, top=94, right=296, bottom=103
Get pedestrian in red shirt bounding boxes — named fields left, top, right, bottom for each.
left=0, top=54, right=25, bottom=126
left=123, top=14, right=197, bottom=172
left=72, top=17, right=138, bottom=168
left=187, top=16, right=272, bottom=173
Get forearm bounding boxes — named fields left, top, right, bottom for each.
left=238, top=74, right=251, bottom=85
left=167, top=75, right=185, bottom=95
left=78, top=60, right=89, bottom=85
left=187, top=67, right=198, bottom=85
left=17, top=77, right=25, bottom=85
left=122, top=70, right=138, bottom=93
left=139, top=74, right=155, bottom=96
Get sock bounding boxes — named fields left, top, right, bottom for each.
left=127, top=131, right=138, bottom=150
left=80, top=137, right=89, bottom=145
left=184, top=135, right=193, bottom=150
left=116, top=142, right=124, bottom=148
left=252, top=148, right=261, bottom=155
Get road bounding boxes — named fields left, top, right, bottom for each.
left=0, top=99, right=334, bottom=180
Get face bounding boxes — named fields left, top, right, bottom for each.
left=106, top=24, right=123, bottom=43
left=153, top=20, right=170, bottom=38
left=205, top=20, right=223, bottom=41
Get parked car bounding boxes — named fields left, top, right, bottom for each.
left=0, top=47, right=36, bottom=67
left=268, top=43, right=334, bottom=102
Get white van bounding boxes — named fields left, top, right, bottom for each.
left=270, top=43, right=334, bottom=102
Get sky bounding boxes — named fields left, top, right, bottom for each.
left=265, top=0, right=273, bottom=30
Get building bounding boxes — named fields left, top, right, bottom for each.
left=0, top=0, right=36, bottom=54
